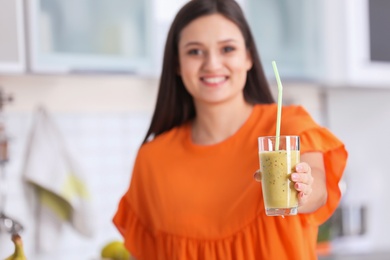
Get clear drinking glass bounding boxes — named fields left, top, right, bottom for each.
left=258, top=135, right=300, bottom=216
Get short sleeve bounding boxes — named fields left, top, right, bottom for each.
left=300, top=127, right=348, bottom=225
left=112, top=147, right=158, bottom=259
left=113, top=196, right=156, bottom=259
left=281, top=105, right=348, bottom=226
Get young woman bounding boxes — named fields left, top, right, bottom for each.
left=113, top=0, right=348, bottom=259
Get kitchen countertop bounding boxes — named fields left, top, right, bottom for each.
left=318, top=252, right=390, bottom=260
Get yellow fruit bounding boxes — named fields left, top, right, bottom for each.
left=4, top=234, right=27, bottom=260
left=101, top=240, right=130, bottom=260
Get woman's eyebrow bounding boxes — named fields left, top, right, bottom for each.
left=183, top=41, right=203, bottom=48
left=183, top=38, right=237, bottom=48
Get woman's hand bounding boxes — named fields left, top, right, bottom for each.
left=253, top=152, right=327, bottom=213
left=253, top=163, right=313, bottom=206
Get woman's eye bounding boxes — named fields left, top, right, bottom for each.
left=188, top=49, right=203, bottom=55
left=222, top=46, right=235, bottom=53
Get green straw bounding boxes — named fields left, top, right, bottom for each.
left=272, top=61, right=283, bottom=151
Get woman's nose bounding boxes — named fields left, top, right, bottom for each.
left=203, top=52, right=222, bottom=70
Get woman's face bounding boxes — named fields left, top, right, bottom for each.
left=178, top=14, right=252, bottom=106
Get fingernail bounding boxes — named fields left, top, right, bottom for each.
left=291, top=174, right=298, bottom=181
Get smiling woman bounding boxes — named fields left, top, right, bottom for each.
left=112, top=0, right=348, bottom=259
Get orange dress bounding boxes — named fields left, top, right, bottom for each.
left=113, top=104, right=348, bottom=260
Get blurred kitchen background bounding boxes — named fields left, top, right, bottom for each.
left=1, top=0, right=390, bottom=259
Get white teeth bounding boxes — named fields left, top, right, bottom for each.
left=202, top=77, right=226, bottom=84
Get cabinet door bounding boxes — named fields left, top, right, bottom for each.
left=0, top=0, right=26, bottom=73
left=344, top=0, right=390, bottom=87
left=27, top=0, right=153, bottom=75
left=245, top=0, right=321, bottom=80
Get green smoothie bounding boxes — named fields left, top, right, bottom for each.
left=259, top=150, right=299, bottom=210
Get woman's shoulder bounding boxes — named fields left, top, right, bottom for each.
left=254, top=103, right=309, bottom=113
left=139, top=123, right=189, bottom=154
left=283, top=104, right=311, bottom=115
left=252, top=103, right=310, bottom=121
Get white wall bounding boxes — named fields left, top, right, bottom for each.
left=0, top=75, right=158, bottom=259
left=326, top=87, right=390, bottom=253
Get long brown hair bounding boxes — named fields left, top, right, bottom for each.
left=142, top=0, right=274, bottom=144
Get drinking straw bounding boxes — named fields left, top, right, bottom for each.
left=272, top=61, right=283, bottom=151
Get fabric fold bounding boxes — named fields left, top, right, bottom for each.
left=114, top=195, right=312, bottom=260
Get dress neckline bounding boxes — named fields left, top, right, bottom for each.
left=183, top=105, right=262, bottom=151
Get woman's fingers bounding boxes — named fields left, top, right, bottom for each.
left=292, top=162, right=314, bottom=205
left=298, top=191, right=309, bottom=205
left=253, top=170, right=261, bottom=182
left=294, top=182, right=313, bottom=196
left=292, top=163, right=314, bottom=186
left=292, top=173, right=314, bottom=188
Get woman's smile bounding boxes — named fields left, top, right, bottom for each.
left=200, top=76, right=228, bottom=86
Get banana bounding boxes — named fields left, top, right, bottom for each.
left=4, top=234, right=27, bottom=260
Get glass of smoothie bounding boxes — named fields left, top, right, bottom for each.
left=258, top=135, right=300, bottom=216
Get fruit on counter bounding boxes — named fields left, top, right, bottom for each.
left=4, top=234, right=27, bottom=260
left=101, top=240, right=131, bottom=260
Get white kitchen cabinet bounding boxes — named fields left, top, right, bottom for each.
left=245, top=0, right=390, bottom=88
left=244, top=0, right=346, bottom=84
left=342, top=0, right=390, bottom=88
left=315, top=0, right=390, bottom=88
left=0, top=0, right=26, bottom=74
left=26, top=0, right=155, bottom=75
left=3, top=0, right=390, bottom=87
left=245, top=0, right=322, bottom=81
